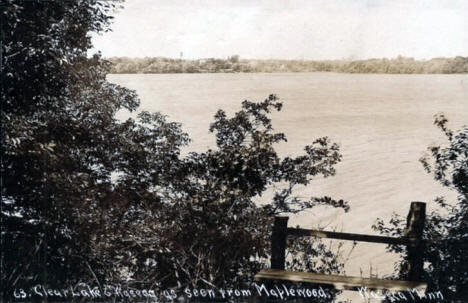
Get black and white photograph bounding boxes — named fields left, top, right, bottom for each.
left=2, top=1, right=468, bottom=302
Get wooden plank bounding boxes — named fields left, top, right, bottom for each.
left=254, top=269, right=427, bottom=292
left=286, top=228, right=413, bottom=245
left=405, top=201, right=426, bottom=281
left=271, top=216, right=289, bottom=270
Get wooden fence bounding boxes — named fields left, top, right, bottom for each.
left=255, top=201, right=427, bottom=292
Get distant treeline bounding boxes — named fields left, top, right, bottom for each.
left=108, top=55, right=468, bottom=74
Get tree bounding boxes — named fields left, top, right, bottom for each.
left=373, top=114, right=468, bottom=302
left=2, top=1, right=349, bottom=300
left=1, top=0, right=186, bottom=297
left=1, top=0, right=117, bottom=293
left=229, top=54, right=240, bottom=63
left=103, top=95, right=349, bottom=293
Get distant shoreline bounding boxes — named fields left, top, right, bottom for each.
left=107, top=56, right=468, bottom=74
left=107, top=71, right=468, bottom=76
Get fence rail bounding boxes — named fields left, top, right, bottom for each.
left=255, top=201, right=427, bottom=292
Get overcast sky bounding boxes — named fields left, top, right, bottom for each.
left=91, top=0, right=468, bottom=60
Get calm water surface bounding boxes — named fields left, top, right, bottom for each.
left=108, top=72, right=468, bottom=278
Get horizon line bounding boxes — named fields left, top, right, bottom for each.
left=102, top=55, right=468, bottom=61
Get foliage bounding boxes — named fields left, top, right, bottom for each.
left=0, top=0, right=180, bottom=295
left=108, top=56, right=468, bottom=74
left=101, top=95, right=349, bottom=291
left=373, top=114, right=468, bottom=301
left=2, top=1, right=349, bottom=300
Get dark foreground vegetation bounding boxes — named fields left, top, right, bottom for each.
left=2, top=0, right=468, bottom=302
left=374, top=116, right=468, bottom=302
left=2, top=1, right=346, bottom=302
left=108, top=55, right=468, bottom=74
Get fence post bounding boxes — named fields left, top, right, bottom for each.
left=271, top=216, right=289, bottom=270
left=405, top=201, right=426, bottom=281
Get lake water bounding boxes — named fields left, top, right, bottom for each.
left=108, top=72, right=467, bottom=289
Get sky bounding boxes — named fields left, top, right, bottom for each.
left=91, top=0, right=468, bottom=60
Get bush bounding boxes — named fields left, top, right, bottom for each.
left=373, top=114, right=468, bottom=301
